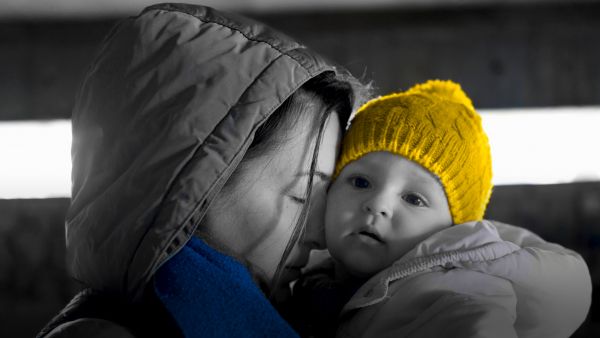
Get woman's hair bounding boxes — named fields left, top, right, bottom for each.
left=264, top=71, right=359, bottom=296
left=244, top=71, right=358, bottom=162
left=215, top=71, right=369, bottom=294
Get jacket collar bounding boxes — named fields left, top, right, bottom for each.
left=341, top=221, right=520, bottom=314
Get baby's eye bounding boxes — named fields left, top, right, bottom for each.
left=403, top=193, right=428, bottom=207
left=350, top=176, right=370, bottom=189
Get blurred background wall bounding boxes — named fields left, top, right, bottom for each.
left=0, top=0, right=599, bottom=337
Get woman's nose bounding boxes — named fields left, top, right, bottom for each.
left=363, top=193, right=393, bottom=218
left=303, top=219, right=326, bottom=250
left=302, top=192, right=327, bottom=250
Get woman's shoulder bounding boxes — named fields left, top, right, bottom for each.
left=37, top=289, right=133, bottom=338
left=41, top=318, right=134, bottom=338
left=37, top=288, right=182, bottom=338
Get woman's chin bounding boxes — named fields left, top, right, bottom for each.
left=270, top=282, right=293, bottom=305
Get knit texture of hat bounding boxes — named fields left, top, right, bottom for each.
left=335, top=80, right=493, bottom=224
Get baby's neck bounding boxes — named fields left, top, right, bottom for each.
left=334, top=261, right=370, bottom=288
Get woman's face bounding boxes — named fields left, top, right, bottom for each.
left=202, top=110, right=341, bottom=293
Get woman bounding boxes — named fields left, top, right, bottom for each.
left=38, top=3, right=364, bottom=337
left=39, top=3, right=591, bottom=338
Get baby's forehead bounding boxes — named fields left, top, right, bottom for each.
left=344, top=151, right=444, bottom=186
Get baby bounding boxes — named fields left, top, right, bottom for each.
left=326, top=79, right=491, bottom=280
left=293, top=80, right=526, bottom=337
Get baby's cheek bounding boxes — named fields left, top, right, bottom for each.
left=324, top=211, right=342, bottom=247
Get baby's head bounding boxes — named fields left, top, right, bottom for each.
left=325, top=80, right=492, bottom=278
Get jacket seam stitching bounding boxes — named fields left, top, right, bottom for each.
left=344, top=241, right=519, bottom=311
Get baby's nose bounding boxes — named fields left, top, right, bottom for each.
left=363, top=194, right=393, bottom=218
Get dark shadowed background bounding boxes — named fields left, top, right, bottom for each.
left=0, top=0, right=598, bottom=337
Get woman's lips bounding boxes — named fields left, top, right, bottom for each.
left=282, top=266, right=303, bottom=281
left=285, top=265, right=303, bottom=272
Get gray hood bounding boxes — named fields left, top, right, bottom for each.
left=66, top=3, right=343, bottom=301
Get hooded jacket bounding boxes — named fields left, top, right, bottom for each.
left=331, top=221, right=591, bottom=338
left=39, top=3, right=348, bottom=337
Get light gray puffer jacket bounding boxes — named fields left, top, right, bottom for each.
left=337, top=220, right=591, bottom=338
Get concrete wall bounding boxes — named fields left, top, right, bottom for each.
left=1, top=0, right=597, bottom=19
left=0, top=198, right=77, bottom=337
left=1, top=2, right=599, bottom=120
left=257, top=3, right=600, bottom=107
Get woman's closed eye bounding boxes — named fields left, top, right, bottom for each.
left=403, top=193, right=429, bottom=207
left=290, top=195, right=307, bottom=204
left=349, top=175, right=370, bottom=189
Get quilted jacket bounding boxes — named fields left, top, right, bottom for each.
left=38, top=3, right=346, bottom=337
left=336, top=221, right=591, bottom=338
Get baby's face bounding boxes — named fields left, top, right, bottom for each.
left=325, top=151, right=452, bottom=278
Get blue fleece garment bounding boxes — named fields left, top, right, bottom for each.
left=154, top=236, right=299, bottom=338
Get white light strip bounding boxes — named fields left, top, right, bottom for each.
left=0, top=107, right=599, bottom=198
left=480, top=106, right=600, bottom=185
left=0, top=120, right=71, bottom=199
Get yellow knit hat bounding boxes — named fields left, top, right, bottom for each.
left=335, top=80, right=492, bottom=224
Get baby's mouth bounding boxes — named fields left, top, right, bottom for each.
left=357, top=227, right=384, bottom=244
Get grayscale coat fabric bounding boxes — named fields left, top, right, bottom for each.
left=64, top=3, right=340, bottom=304
left=336, top=221, right=592, bottom=338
